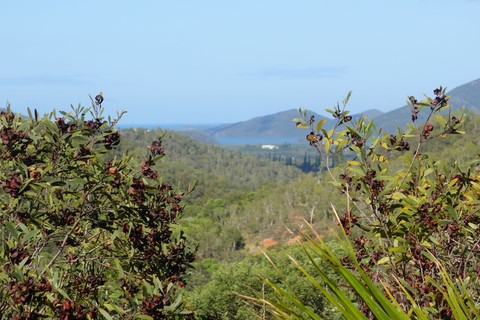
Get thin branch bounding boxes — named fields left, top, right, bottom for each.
left=40, top=217, right=82, bottom=276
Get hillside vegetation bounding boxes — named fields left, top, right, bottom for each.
left=117, top=108, right=480, bottom=257
left=120, top=92, right=480, bottom=318
left=117, top=128, right=343, bottom=261
left=110, top=102, right=480, bottom=318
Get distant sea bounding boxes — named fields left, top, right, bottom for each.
left=215, top=137, right=301, bottom=145
left=118, top=123, right=219, bottom=130
left=118, top=123, right=302, bottom=145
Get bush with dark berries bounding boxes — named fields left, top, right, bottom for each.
left=0, top=95, right=195, bottom=319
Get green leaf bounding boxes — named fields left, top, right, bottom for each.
left=164, top=294, right=183, bottom=311
left=12, top=265, right=25, bottom=281
left=22, top=229, right=40, bottom=243
left=49, top=180, right=66, bottom=187
left=98, top=307, right=113, bottom=320
left=69, top=177, right=86, bottom=185
left=435, top=114, right=447, bottom=127
left=468, top=223, right=478, bottom=230
left=325, top=139, right=331, bottom=153
left=71, top=133, right=90, bottom=144
left=315, top=119, right=327, bottom=131
left=296, top=123, right=309, bottom=129
left=326, top=128, right=334, bottom=139
left=388, top=246, right=408, bottom=254
left=446, top=206, right=459, bottom=221
left=3, top=222, right=19, bottom=240
left=377, top=256, right=391, bottom=265
left=347, top=160, right=362, bottom=166
left=343, top=91, right=352, bottom=106
left=103, top=303, right=125, bottom=314
left=391, top=192, right=406, bottom=200
left=428, top=236, right=441, bottom=246
left=294, top=119, right=309, bottom=128
left=56, top=287, right=71, bottom=300
left=423, top=168, right=434, bottom=177
left=16, top=257, right=29, bottom=271
left=347, top=165, right=365, bottom=176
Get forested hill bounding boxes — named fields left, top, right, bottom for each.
left=118, top=128, right=302, bottom=202
left=117, top=110, right=480, bottom=261
left=117, top=127, right=344, bottom=261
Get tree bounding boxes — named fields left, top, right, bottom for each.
left=0, top=96, right=195, bottom=319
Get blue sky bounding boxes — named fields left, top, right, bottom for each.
left=1, top=1, right=479, bottom=125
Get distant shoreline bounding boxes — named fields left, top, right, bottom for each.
left=117, top=123, right=220, bottom=130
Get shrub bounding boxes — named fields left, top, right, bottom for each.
left=258, top=87, right=480, bottom=318
left=0, top=96, right=195, bottom=319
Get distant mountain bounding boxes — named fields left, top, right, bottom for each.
left=447, top=78, right=480, bottom=111
left=205, top=108, right=384, bottom=143
left=373, top=78, right=480, bottom=133
left=359, top=109, right=384, bottom=119
left=177, top=78, right=480, bottom=143
left=5, top=79, right=480, bottom=145
left=206, top=109, right=327, bottom=140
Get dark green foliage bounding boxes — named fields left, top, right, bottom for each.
left=0, top=100, right=195, bottom=319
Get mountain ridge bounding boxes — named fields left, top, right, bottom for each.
left=178, top=78, right=480, bottom=143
